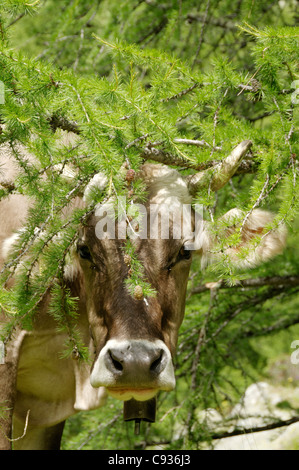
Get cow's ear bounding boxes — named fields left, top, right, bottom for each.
left=195, top=208, right=287, bottom=269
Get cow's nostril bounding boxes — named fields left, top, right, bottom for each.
left=103, top=343, right=169, bottom=383
left=109, top=350, right=123, bottom=372
left=150, top=350, right=164, bottom=373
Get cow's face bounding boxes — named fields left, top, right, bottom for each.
left=66, top=161, right=286, bottom=403
left=76, top=202, right=194, bottom=402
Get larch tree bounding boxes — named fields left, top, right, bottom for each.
left=0, top=0, right=298, bottom=450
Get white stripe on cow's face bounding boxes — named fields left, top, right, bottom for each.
left=90, top=338, right=175, bottom=401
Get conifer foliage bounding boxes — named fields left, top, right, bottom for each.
left=0, top=0, right=298, bottom=449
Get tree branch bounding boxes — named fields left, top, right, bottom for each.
left=174, top=138, right=222, bottom=151
left=48, top=114, right=80, bottom=134
left=141, top=142, right=257, bottom=174
left=8, top=13, right=25, bottom=28
left=190, top=275, right=299, bottom=295
left=143, top=415, right=299, bottom=447
left=48, top=114, right=258, bottom=175
left=186, top=13, right=238, bottom=31
left=192, top=0, right=211, bottom=69
left=211, top=416, right=299, bottom=440
left=161, top=82, right=200, bottom=102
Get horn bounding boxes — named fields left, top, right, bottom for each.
left=187, top=140, right=252, bottom=195
left=83, top=172, right=108, bottom=203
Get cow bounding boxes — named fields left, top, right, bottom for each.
left=0, top=140, right=286, bottom=449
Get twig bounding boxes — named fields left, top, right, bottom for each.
left=161, top=82, right=200, bottom=102
left=191, top=288, right=216, bottom=390
left=211, top=87, right=229, bottom=157
left=141, top=142, right=256, bottom=174
left=237, top=82, right=260, bottom=93
left=67, top=84, right=90, bottom=123
left=143, top=414, right=299, bottom=447
left=174, top=138, right=222, bottom=150
left=190, top=275, right=299, bottom=295
left=248, top=111, right=274, bottom=122
left=240, top=173, right=269, bottom=234
left=125, top=133, right=149, bottom=150
left=186, top=13, right=237, bottom=31
left=273, top=97, right=296, bottom=188
left=49, top=115, right=80, bottom=134
left=48, top=117, right=257, bottom=174
left=211, top=415, right=299, bottom=440
left=73, top=29, right=85, bottom=71
left=136, top=17, right=168, bottom=44
left=77, top=411, right=122, bottom=450
left=0, top=409, right=30, bottom=442
left=192, top=0, right=211, bottom=69
left=1, top=173, right=92, bottom=287
left=183, top=288, right=216, bottom=447
left=2, top=228, right=80, bottom=347
left=8, top=13, right=25, bottom=27
left=208, top=286, right=289, bottom=343
left=240, top=296, right=299, bottom=339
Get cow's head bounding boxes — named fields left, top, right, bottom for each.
left=73, top=165, right=195, bottom=402
left=65, top=144, right=286, bottom=405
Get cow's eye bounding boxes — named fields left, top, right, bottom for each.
left=179, top=246, right=191, bottom=260
left=78, top=245, right=92, bottom=261
left=166, top=246, right=191, bottom=272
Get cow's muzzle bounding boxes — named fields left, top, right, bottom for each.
left=90, top=339, right=175, bottom=401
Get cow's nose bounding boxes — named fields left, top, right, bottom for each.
left=90, top=339, right=176, bottom=393
left=106, top=343, right=165, bottom=378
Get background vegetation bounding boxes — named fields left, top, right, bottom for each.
left=0, top=0, right=298, bottom=449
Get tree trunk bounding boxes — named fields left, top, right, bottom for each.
left=0, top=330, right=25, bottom=450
